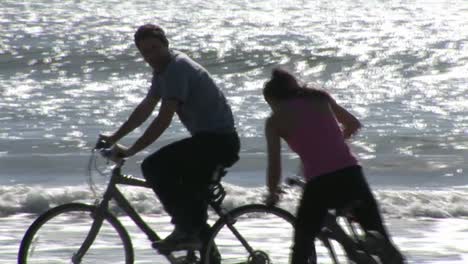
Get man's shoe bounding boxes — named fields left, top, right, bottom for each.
left=379, top=246, right=406, bottom=264
left=153, top=229, right=202, bottom=253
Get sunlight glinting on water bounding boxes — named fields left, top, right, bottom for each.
left=1, top=2, right=468, bottom=264
left=0, top=0, right=466, bottom=181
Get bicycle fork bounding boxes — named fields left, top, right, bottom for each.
left=70, top=200, right=108, bottom=263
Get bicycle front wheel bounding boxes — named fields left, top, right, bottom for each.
left=18, top=203, right=134, bottom=264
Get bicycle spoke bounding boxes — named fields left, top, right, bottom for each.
left=204, top=205, right=294, bottom=264
left=19, top=203, right=133, bottom=264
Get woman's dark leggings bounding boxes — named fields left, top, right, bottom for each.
left=141, top=132, right=240, bottom=234
left=291, top=165, right=390, bottom=264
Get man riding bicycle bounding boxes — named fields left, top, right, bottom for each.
left=100, top=24, right=240, bottom=253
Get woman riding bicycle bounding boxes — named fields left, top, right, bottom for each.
left=263, top=68, right=405, bottom=264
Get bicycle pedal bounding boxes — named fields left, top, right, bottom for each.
left=174, top=255, right=200, bottom=264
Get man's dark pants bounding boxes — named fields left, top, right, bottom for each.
left=141, top=132, right=240, bottom=236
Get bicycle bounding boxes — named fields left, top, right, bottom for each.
left=17, top=139, right=391, bottom=264
left=257, top=176, right=400, bottom=264
left=17, top=140, right=308, bottom=264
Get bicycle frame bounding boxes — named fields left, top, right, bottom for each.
left=286, top=177, right=381, bottom=263
left=74, top=150, right=269, bottom=264
left=320, top=210, right=368, bottom=262
left=73, top=162, right=183, bottom=264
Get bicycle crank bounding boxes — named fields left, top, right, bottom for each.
left=248, top=251, right=271, bottom=264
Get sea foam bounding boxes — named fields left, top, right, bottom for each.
left=1, top=183, right=467, bottom=219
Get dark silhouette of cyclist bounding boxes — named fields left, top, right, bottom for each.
left=262, top=68, right=405, bottom=264
left=100, top=24, right=239, bottom=255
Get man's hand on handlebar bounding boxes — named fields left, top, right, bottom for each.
left=110, top=143, right=131, bottom=159
left=95, top=134, right=130, bottom=164
left=97, top=134, right=117, bottom=147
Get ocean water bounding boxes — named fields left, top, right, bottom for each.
left=1, top=0, right=467, bottom=263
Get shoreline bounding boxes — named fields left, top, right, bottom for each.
left=2, top=214, right=467, bottom=263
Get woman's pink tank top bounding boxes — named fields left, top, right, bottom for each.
left=284, top=98, right=358, bottom=181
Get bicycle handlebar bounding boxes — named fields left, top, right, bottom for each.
left=94, top=138, right=113, bottom=150
left=99, top=148, right=113, bottom=159
left=93, top=138, right=125, bottom=167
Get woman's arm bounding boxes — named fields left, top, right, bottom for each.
left=328, top=96, right=362, bottom=139
left=265, top=116, right=282, bottom=200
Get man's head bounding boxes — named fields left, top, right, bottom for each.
left=134, top=24, right=170, bottom=71
left=134, top=24, right=169, bottom=49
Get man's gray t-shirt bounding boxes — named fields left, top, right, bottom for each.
left=148, top=50, right=235, bottom=135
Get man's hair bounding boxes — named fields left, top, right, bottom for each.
left=134, top=24, right=169, bottom=49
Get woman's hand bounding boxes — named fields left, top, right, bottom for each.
left=265, top=189, right=282, bottom=207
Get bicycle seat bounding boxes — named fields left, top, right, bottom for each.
left=209, top=152, right=238, bottom=184
left=218, top=153, right=239, bottom=168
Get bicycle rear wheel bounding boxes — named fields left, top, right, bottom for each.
left=203, top=204, right=337, bottom=264
left=321, top=216, right=382, bottom=264
left=18, top=203, right=134, bottom=264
